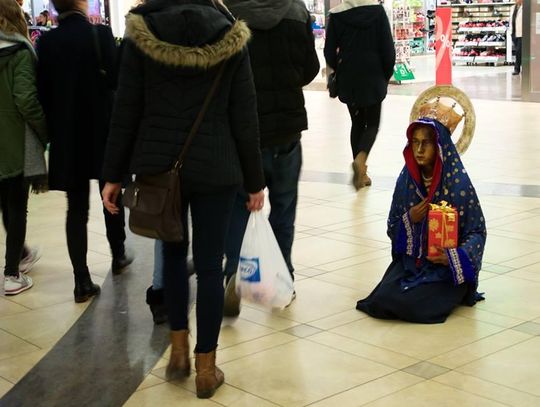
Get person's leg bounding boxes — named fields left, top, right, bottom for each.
left=98, top=180, right=131, bottom=273
left=357, top=103, right=382, bottom=157
left=191, top=186, right=237, bottom=353
left=515, top=37, right=522, bottom=74
left=162, top=189, right=191, bottom=380
left=348, top=104, right=369, bottom=190
left=2, top=177, right=33, bottom=295
left=222, top=191, right=250, bottom=317
left=223, top=191, right=250, bottom=282
left=147, top=240, right=167, bottom=324
left=66, top=181, right=100, bottom=302
left=347, top=103, right=364, bottom=160
left=66, top=182, right=90, bottom=274
left=266, top=140, right=302, bottom=278
left=191, top=185, right=237, bottom=398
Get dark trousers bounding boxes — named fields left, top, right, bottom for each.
left=163, top=183, right=237, bottom=353
left=347, top=103, right=382, bottom=158
left=0, top=176, right=29, bottom=277
left=66, top=180, right=125, bottom=275
left=225, top=140, right=302, bottom=279
left=513, top=37, right=522, bottom=73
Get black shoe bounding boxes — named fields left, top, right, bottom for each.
left=74, top=270, right=100, bottom=303
left=512, top=71, right=520, bottom=76
left=146, top=286, right=168, bottom=324
left=112, top=251, right=134, bottom=275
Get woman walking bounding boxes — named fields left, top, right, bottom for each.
left=101, top=0, right=265, bottom=399
left=0, top=0, right=47, bottom=295
left=324, top=0, right=395, bottom=190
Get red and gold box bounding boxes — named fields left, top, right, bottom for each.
left=428, top=201, right=459, bottom=256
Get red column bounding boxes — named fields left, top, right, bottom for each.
left=435, top=8, right=453, bottom=85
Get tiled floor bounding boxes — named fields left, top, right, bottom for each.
left=2, top=71, right=540, bottom=406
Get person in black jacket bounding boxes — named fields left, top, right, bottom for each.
left=223, top=0, right=320, bottom=316
left=101, top=0, right=265, bottom=399
left=36, top=0, right=133, bottom=304
left=324, top=0, right=395, bottom=190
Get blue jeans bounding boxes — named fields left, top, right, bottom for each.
left=225, top=140, right=302, bottom=280
left=163, top=183, right=237, bottom=353
left=153, top=240, right=164, bottom=290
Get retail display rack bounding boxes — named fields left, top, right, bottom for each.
left=438, top=1, right=515, bottom=66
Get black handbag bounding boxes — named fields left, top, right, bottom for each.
left=123, top=62, right=227, bottom=242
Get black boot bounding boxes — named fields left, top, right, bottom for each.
left=112, top=249, right=134, bottom=275
left=74, top=269, right=100, bottom=303
left=146, top=286, right=168, bottom=324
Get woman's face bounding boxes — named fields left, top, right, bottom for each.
left=411, top=126, right=437, bottom=169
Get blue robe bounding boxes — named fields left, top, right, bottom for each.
left=357, top=118, right=487, bottom=323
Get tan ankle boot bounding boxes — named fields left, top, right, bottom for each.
left=362, top=165, right=372, bottom=186
left=166, top=329, right=190, bottom=380
left=352, top=152, right=368, bottom=190
left=195, top=350, right=224, bottom=399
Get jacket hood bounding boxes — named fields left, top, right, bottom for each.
left=330, top=0, right=383, bottom=27
left=0, top=31, right=36, bottom=71
left=226, top=0, right=304, bottom=30
left=126, top=1, right=250, bottom=69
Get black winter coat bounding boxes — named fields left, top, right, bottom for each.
left=37, top=13, right=117, bottom=191
left=226, top=0, right=319, bottom=147
left=102, top=0, right=264, bottom=193
left=324, top=1, right=395, bottom=107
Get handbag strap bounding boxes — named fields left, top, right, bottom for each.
left=174, top=61, right=228, bottom=170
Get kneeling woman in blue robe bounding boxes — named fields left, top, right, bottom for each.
left=357, top=117, right=486, bottom=323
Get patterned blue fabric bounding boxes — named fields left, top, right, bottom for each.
left=387, top=118, right=487, bottom=301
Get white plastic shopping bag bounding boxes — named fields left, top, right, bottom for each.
left=235, top=211, right=294, bottom=309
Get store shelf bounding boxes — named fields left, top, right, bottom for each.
left=457, top=26, right=507, bottom=33
left=475, top=55, right=505, bottom=63
left=453, top=56, right=476, bottom=62
left=455, top=41, right=505, bottom=47
left=439, top=2, right=514, bottom=7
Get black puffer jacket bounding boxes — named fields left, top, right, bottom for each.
left=226, top=0, right=319, bottom=147
left=102, top=0, right=264, bottom=193
left=324, top=0, right=395, bottom=107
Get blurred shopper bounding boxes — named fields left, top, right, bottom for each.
left=101, top=0, right=265, bottom=399
left=0, top=0, right=47, bottom=295
left=324, top=0, right=395, bottom=190
left=223, top=0, right=319, bottom=316
left=510, top=0, right=522, bottom=75
left=37, top=0, right=132, bottom=303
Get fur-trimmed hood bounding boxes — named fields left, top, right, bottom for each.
left=125, top=1, right=250, bottom=69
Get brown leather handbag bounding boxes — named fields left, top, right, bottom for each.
left=123, top=62, right=227, bottom=242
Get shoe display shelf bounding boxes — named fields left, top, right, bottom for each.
left=438, top=1, right=514, bottom=66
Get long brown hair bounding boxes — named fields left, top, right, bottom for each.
left=0, top=0, right=30, bottom=40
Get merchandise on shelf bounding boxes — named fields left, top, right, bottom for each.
left=438, top=1, right=514, bottom=66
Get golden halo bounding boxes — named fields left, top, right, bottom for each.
left=410, top=85, right=476, bottom=155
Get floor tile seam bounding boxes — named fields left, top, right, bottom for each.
left=303, top=333, right=418, bottom=371
left=235, top=307, right=305, bottom=328
left=303, top=370, right=425, bottom=407
left=0, top=327, right=41, bottom=355
left=424, top=377, right=514, bottom=407
left=133, top=374, right=165, bottom=393
left=318, top=230, right=391, bottom=247
left=503, top=271, right=540, bottom=286
left=315, top=233, right=391, bottom=249
left=305, top=315, right=367, bottom=334
left=471, top=305, right=538, bottom=325
left=435, top=369, right=540, bottom=401
left=218, top=331, right=299, bottom=361
left=0, top=298, right=83, bottom=317
left=315, top=253, right=387, bottom=270
left=0, top=298, right=32, bottom=312
left=170, top=379, right=281, bottom=407
left=428, top=329, right=534, bottom=369
left=0, top=373, right=16, bottom=385
left=488, top=229, right=540, bottom=244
